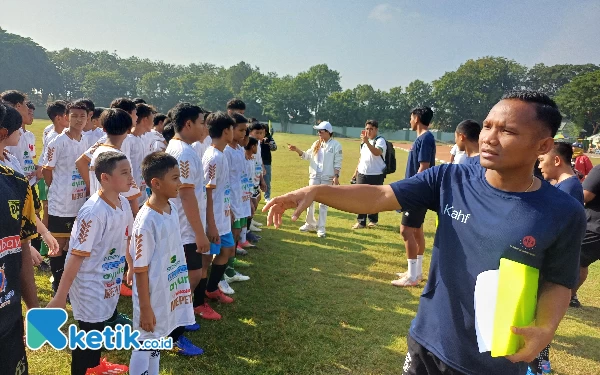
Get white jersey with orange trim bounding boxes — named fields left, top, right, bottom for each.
left=166, top=138, right=207, bottom=245
left=224, top=144, right=245, bottom=220
left=66, top=191, right=134, bottom=323
left=130, top=202, right=194, bottom=340
left=43, top=132, right=89, bottom=217
left=88, top=145, right=141, bottom=200
left=144, top=129, right=167, bottom=153
left=202, top=146, right=231, bottom=236
left=6, top=129, right=37, bottom=185
left=127, top=134, right=147, bottom=204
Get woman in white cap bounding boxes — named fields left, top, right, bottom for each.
left=287, top=121, right=343, bottom=238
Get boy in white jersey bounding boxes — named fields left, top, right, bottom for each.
left=128, top=153, right=203, bottom=374
left=202, top=112, right=236, bottom=306
left=47, top=152, right=134, bottom=375
left=80, top=99, right=105, bottom=146
left=144, top=109, right=168, bottom=154
left=5, top=100, right=41, bottom=186
left=42, top=100, right=89, bottom=294
left=129, top=103, right=155, bottom=203
left=219, top=114, right=250, bottom=294
left=247, top=122, right=267, bottom=239
left=242, top=136, right=260, bottom=248
left=238, top=131, right=254, bottom=248
left=165, top=103, right=216, bottom=321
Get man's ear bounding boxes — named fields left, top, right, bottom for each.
left=0, top=128, right=8, bottom=141
left=150, top=177, right=160, bottom=190
left=538, top=137, right=554, bottom=156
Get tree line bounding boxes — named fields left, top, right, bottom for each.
left=1, top=27, right=599, bottom=134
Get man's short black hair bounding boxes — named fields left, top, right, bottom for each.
left=110, top=98, right=136, bottom=113
left=136, top=103, right=155, bottom=123
left=133, top=98, right=147, bottom=104
left=154, top=113, right=167, bottom=126
left=411, top=106, right=434, bottom=126
left=171, top=102, right=205, bottom=133
left=77, top=98, right=95, bottom=113
left=94, top=151, right=128, bottom=182
left=46, top=100, right=68, bottom=121
left=249, top=122, right=264, bottom=132
left=0, top=90, right=27, bottom=106
left=245, top=136, right=259, bottom=150
left=67, top=100, right=89, bottom=114
left=142, top=152, right=179, bottom=187
left=456, top=119, right=481, bottom=142
left=501, top=90, right=562, bottom=137
left=0, top=105, right=21, bottom=135
left=92, top=107, right=105, bottom=120
left=162, top=121, right=175, bottom=143
left=553, top=142, right=574, bottom=165
left=0, top=103, right=6, bottom=126
left=100, top=108, right=133, bottom=136
left=231, top=113, right=248, bottom=125
left=207, top=111, right=235, bottom=139
left=226, top=98, right=246, bottom=111
left=365, top=120, right=379, bottom=128
left=26, top=101, right=35, bottom=110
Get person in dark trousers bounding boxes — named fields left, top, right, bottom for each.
left=352, top=120, right=386, bottom=229
left=261, top=123, right=277, bottom=201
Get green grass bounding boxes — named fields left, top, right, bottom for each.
left=25, top=120, right=600, bottom=374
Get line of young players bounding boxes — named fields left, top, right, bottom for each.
left=1, top=90, right=268, bottom=374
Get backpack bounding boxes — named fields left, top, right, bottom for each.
left=361, top=136, right=396, bottom=177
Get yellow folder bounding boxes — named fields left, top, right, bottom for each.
left=491, top=258, right=539, bottom=357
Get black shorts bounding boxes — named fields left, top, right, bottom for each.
left=580, top=230, right=600, bottom=268
left=183, top=243, right=204, bottom=271
left=402, top=335, right=461, bottom=375
left=0, top=319, right=28, bottom=375
left=401, top=207, right=427, bottom=228
left=48, top=215, right=76, bottom=238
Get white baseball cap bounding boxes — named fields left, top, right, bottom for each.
left=314, top=121, right=333, bottom=133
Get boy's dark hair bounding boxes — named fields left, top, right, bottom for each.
left=92, top=107, right=105, bottom=120
left=0, top=104, right=6, bottom=126
left=231, top=113, right=248, bottom=125
left=94, top=151, right=128, bottom=182
left=171, top=102, right=204, bottom=133
left=0, top=90, right=27, bottom=106
left=46, top=100, right=68, bottom=121
left=365, top=119, right=379, bottom=128
left=26, top=101, right=35, bottom=110
left=226, top=98, right=246, bottom=111
left=501, top=90, right=562, bottom=137
left=141, top=152, right=179, bottom=187
left=100, top=108, right=133, bottom=136
left=249, top=122, right=264, bottom=132
left=136, top=103, right=155, bottom=123
left=110, top=98, right=136, bottom=114
left=456, top=119, right=481, bottom=142
left=77, top=98, right=95, bottom=113
left=153, top=113, right=167, bottom=126
left=206, top=111, right=234, bottom=138
left=245, top=128, right=250, bottom=137
left=0, top=105, right=22, bottom=135
left=162, top=121, right=175, bottom=143
left=245, top=136, right=259, bottom=150
left=411, top=106, right=434, bottom=126
left=553, top=142, right=574, bottom=165
left=67, top=100, right=89, bottom=114
left=133, top=98, right=147, bottom=104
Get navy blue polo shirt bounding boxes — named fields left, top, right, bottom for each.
left=463, top=155, right=481, bottom=166
left=406, top=131, right=436, bottom=179
left=555, top=175, right=584, bottom=205
left=390, top=164, right=586, bottom=375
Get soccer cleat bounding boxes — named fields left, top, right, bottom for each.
left=317, top=230, right=326, bottom=238
left=246, top=232, right=261, bottom=243
left=173, top=336, right=204, bottom=356
left=105, top=313, right=132, bottom=329
left=249, top=224, right=262, bottom=232
left=236, top=246, right=248, bottom=256
left=570, top=294, right=581, bottom=308
left=120, top=284, right=132, bottom=297
left=541, top=360, right=551, bottom=374
left=85, top=358, right=128, bottom=374
left=367, top=222, right=378, bottom=228
left=218, top=280, right=235, bottom=295
left=206, top=289, right=234, bottom=304
left=395, top=271, right=423, bottom=283
left=225, top=271, right=250, bottom=283
left=194, top=303, right=222, bottom=320
left=299, top=223, right=317, bottom=232
left=184, top=323, right=200, bottom=331
left=252, top=219, right=263, bottom=227
left=351, top=223, right=365, bottom=229
left=391, top=275, right=420, bottom=287
left=239, top=240, right=255, bottom=248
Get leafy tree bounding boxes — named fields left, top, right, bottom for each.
left=525, top=63, right=600, bottom=97
left=296, top=64, right=342, bottom=119
left=556, top=70, right=600, bottom=135
left=80, top=71, right=130, bottom=106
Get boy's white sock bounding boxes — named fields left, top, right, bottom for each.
left=148, top=350, right=160, bottom=375
left=241, top=227, right=247, bottom=243
left=407, top=259, right=418, bottom=280
left=416, top=255, right=424, bottom=276
left=129, top=350, right=150, bottom=375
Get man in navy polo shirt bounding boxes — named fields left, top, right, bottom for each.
left=263, top=91, right=585, bottom=375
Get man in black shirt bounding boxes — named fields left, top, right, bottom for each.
left=260, top=124, right=277, bottom=202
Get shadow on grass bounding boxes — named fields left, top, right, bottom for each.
left=553, top=333, right=600, bottom=364
left=566, top=305, right=600, bottom=330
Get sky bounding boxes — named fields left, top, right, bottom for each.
left=1, top=0, right=599, bottom=91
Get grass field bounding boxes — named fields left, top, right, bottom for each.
left=24, top=119, right=600, bottom=374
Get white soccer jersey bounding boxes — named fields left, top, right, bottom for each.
left=82, top=128, right=104, bottom=149
left=253, top=152, right=262, bottom=187
left=130, top=202, right=195, bottom=340
left=43, top=132, right=88, bottom=217
left=144, top=130, right=167, bottom=153
left=203, top=146, right=231, bottom=236
left=67, top=191, right=134, bottom=323
left=224, top=144, right=245, bottom=220
left=40, top=124, right=64, bottom=166
left=83, top=135, right=132, bottom=162
left=128, top=134, right=147, bottom=204
left=0, top=151, right=25, bottom=175
left=87, top=145, right=141, bottom=200
left=166, top=138, right=207, bottom=245
left=6, top=129, right=37, bottom=185
left=241, top=154, right=253, bottom=218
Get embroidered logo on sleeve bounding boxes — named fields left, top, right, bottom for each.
left=77, top=219, right=92, bottom=243
left=208, top=164, right=216, bottom=181
left=135, top=233, right=143, bottom=260
left=180, top=161, right=190, bottom=179
left=46, top=147, right=55, bottom=162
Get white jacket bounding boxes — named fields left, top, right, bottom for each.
left=300, top=139, right=343, bottom=178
